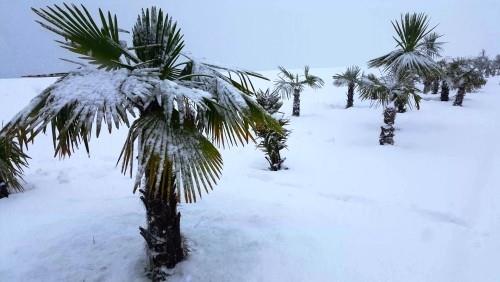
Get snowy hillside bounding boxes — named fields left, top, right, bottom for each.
left=1, top=70, right=500, bottom=282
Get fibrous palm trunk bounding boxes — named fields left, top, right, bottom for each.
left=394, top=95, right=407, bottom=113
left=292, top=88, right=301, bottom=116
left=431, top=79, right=440, bottom=94
left=140, top=171, right=184, bottom=281
left=440, top=80, right=450, bottom=101
left=346, top=83, right=355, bottom=108
left=0, top=178, right=8, bottom=199
left=380, top=105, right=396, bottom=145
left=453, top=86, right=466, bottom=106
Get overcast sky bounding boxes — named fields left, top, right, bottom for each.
left=0, top=0, right=499, bottom=78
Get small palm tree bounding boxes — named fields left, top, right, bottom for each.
left=274, top=66, right=324, bottom=116
left=447, top=58, right=486, bottom=106
left=333, top=66, right=361, bottom=108
left=0, top=136, right=29, bottom=199
left=359, top=73, right=420, bottom=145
left=1, top=4, right=278, bottom=280
left=255, top=89, right=290, bottom=171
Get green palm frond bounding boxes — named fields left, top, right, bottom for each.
left=333, top=65, right=361, bottom=87
left=423, top=32, right=444, bottom=58
left=132, top=7, right=185, bottom=79
left=0, top=136, right=29, bottom=192
left=118, top=111, right=223, bottom=203
left=32, top=3, right=138, bottom=69
left=368, top=12, right=440, bottom=76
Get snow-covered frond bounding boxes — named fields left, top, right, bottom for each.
left=421, top=32, right=444, bottom=58
left=302, top=66, right=325, bottom=89
left=391, top=13, right=436, bottom=52
left=187, top=61, right=279, bottom=147
left=446, top=58, right=486, bottom=91
left=118, top=111, right=223, bottom=203
left=333, top=66, right=361, bottom=87
left=359, top=73, right=420, bottom=109
left=255, top=89, right=283, bottom=115
left=0, top=136, right=29, bottom=192
left=277, top=66, right=297, bottom=82
left=32, top=4, right=138, bottom=70
left=370, top=49, right=440, bottom=77
left=2, top=68, right=155, bottom=157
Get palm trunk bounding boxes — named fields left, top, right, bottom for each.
left=140, top=177, right=184, bottom=281
left=380, top=105, right=396, bottom=145
left=394, top=95, right=407, bottom=113
left=292, top=88, right=301, bottom=116
left=346, top=83, right=354, bottom=108
left=453, top=86, right=466, bottom=106
left=0, top=178, right=8, bottom=199
left=423, top=79, right=431, bottom=94
left=440, top=80, right=450, bottom=101
left=431, top=79, right=440, bottom=94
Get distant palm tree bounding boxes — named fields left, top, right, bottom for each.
left=274, top=66, right=324, bottom=116
left=1, top=4, right=278, bottom=280
left=447, top=58, right=486, bottom=106
left=0, top=136, right=28, bottom=199
left=333, top=66, right=361, bottom=108
left=359, top=73, right=420, bottom=145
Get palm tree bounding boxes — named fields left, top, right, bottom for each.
left=274, top=66, right=324, bottom=116
left=1, top=4, right=278, bottom=280
left=255, top=89, right=290, bottom=171
left=0, top=136, right=29, bottom=199
left=447, top=58, right=486, bottom=106
left=366, top=12, right=441, bottom=144
left=359, top=73, right=420, bottom=145
left=333, top=66, right=361, bottom=108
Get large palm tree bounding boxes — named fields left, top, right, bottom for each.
left=0, top=136, right=29, bottom=199
left=447, top=58, right=486, bottom=106
left=0, top=4, right=278, bottom=280
left=274, top=66, right=324, bottom=116
left=366, top=12, right=441, bottom=144
left=332, top=66, right=361, bottom=108
left=359, top=73, right=420, bottom=145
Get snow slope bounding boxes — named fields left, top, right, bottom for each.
left=0, top=70, right=499, bottom=282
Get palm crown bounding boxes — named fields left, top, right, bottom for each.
left=1, top=4, right=278, bottom=203
left=369, top=13, right=443, bottom=76
left=333, top=66, right=361, bottom=87
left=274, top=66, right=324, bottom=98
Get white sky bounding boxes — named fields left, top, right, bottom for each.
left=0, top=0, right=499, bottom=77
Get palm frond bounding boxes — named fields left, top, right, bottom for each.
left=2, top=68, right=156, bottom=157
left=32, top=4, right=138, bottom=69
left=368, top=12, right=440, bottom=76
left=358, top=73, right=420, bottom=109
left=302, top=66, right=325, bottom=88
left=118, top=111, right=223, bottom=203
left=132, top=7, right=185, bottom=79
left=0, top=136, right=29, bottom=192
left=423, top=32, right=444, bottom=58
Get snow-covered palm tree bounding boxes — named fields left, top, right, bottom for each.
left=359, top=73, right=420, bottom=145
left=333, top=66, right=361, bottom=108
left=366, top=12, right=441, bottom=144
left=0, top=5, right=278, bottom=280
left=447, top=58, right=486, bottom=106
left=274, top=66, right=324, bottom=116
left=0, top=136, right=28, bottom=199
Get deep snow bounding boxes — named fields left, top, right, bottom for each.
left=0, top=70, right=499, bottom=282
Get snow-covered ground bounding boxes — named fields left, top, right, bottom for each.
left=1, top=70, right=499, bottom=282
